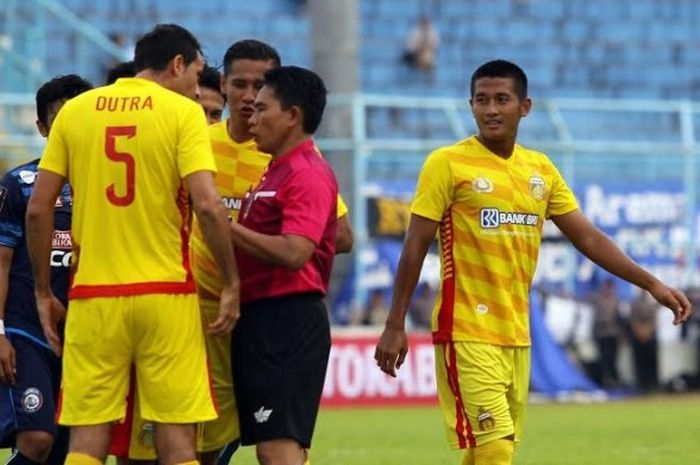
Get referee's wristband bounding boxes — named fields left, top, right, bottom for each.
left=0, top=319, right=5, bottom=336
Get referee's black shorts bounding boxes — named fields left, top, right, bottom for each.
left=231, top=292, right=331, bottom=448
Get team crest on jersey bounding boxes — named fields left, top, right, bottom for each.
left=477, top=408, right=496, bottom=431
left=22, top=387, right=43, bottom=413
left=529, top=174, right=546, bottom=201
left=472, top=176, right=493, bottom=193
left=18, top=170, right=36, bottom=185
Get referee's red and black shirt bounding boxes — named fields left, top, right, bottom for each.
left=237, top=139, right=338, bottom=303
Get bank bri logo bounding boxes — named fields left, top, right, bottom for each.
left=480, top=208, right=539, bottom=229
left=480, top=208, right=500, bottom=228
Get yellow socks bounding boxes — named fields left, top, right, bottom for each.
left=473, top=439, right=514, bottom=465
left=461, top=449, right=475, bottom=465
left=174, top=461, right=199, bottom=465
left=64, top=453, right=103, bottom=465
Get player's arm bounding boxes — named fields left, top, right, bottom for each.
left=335, top=213, right=353, bottom=254
left=375, top=214, right=438, bottom=377
left=552, top=209, right=691, bottom=325
left=0, top=246, right=16, bottom=384
left=186, top=170, right=240, bottom=334
left=25, top=169, right=67, bottom=355
left=230, top=167, right=334, bottom=269
left=229, top=223, right=316, bottom=270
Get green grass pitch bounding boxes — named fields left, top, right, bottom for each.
left=1, top=395, right=698, bottom=464
left=235, top=395, right=700, bottom=464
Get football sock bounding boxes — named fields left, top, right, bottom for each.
left=460, top=449, right=475, bottom=465
left=473, top=439, right=514, bottom=465
left=6, top=450, right=43, bottom=465
left=64, top=452, right=103, bottom=465
left=173, top=461, right=199, bottom=465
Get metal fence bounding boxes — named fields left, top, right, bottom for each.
left=3, top=93, right=700, bottom=304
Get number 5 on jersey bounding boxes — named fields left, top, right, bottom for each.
left=105, top=126, right=136, bottom=206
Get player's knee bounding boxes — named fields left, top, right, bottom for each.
left=473, top=438, right=514, bottom=465
left=16, top=430, right=55, bottom=462
left=256, top=441, right=303, bottom=465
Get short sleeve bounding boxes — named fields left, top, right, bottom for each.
left=279, top=168, right=336, bottom=245
left=177, top=101, right=217, bottom=178
left=546, top=163, right=579, bottom=218
left=0, top=174, right=25, bottom=248
left=38, top=105, right=69, bottom=177
left=410, top=149, right=453, bottom=221
left=336, top=194, right=348, bottom=219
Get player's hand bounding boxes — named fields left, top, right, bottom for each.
left=0, top=335, right=16, bottom=385
left=374, top=325, right=408, bottom=378
left=35, top=291, right=66, bottom=356
left=648, top=280, right=692, bottom=325
left=209, top=283, right=240, bottom=335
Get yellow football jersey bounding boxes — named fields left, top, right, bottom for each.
left=190, top=121, right=270, bottom=299
left=411, top=136, right=578, bottom=346
left=190, top=121, right=350, bottom=299
left=39, top=77, right=216, bottom=298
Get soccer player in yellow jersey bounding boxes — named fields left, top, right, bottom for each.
left=374, top=60, right=692, bottom=465
left=26, top=24, right=240, bottom=465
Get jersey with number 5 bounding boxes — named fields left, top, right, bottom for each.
left=38, top=77, right=217, bottom=299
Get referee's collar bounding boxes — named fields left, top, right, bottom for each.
left=269, top=139, right=315, bottom=168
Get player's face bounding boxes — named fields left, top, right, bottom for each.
left=470, top=77, right=531, bottom=145
left=36, top=99, right=67, bottom=137
left=249, top=85, right=293, bottom=155
left=199, top=87, right=225, bottom=124
left=174, top=52, right=205, bottom=101
left=222, top=59, right=277, bottom=127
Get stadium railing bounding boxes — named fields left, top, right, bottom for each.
left=3, top=92, right=700, bottom=306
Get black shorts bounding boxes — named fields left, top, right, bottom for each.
left=0, top=334, right=68, bottom=464
left=231, top=293, right=331, bottom=448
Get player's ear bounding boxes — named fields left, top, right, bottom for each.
left=288, top=105, right=302, bottom=129
left=36, top=119, right=49, bottom=138
left=519, top=97, right=532, bottom=118
left=171, top=54, right=186, bottom=76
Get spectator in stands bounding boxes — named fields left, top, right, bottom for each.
left=629, top=290, right=659, bottom=392
left=364, top=289, right=390, bottom=326
left=590, top=278, right=624, bottom=388
left=0, top=73, right=92, bottom=465
left=375, top=59, right=691, bottom=465
left=409, top=282, right=435, bottom=330
left=401, top=15, right=440, bottom=82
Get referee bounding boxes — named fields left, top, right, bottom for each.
left=229, top=66, right=337, bottom=465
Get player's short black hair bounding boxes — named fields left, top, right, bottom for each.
left=470, top=59, right=528, bottom=100
left=263, top=66, right=327, bottom=134
left=106, top=60, right=136, bottom=84
left=199, top=65, right=223, bottom=95
left=223, top=39, right=281, bottom=75
left=134, top=24, right=202, bottom=73
left=35, top=74, right=93, bottom=126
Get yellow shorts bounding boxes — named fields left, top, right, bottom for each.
left=59, top=294, right=217, bottom=426
left=114, top=299, right=239, bottom=459
left=435, top=342, right=530, bottom=450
